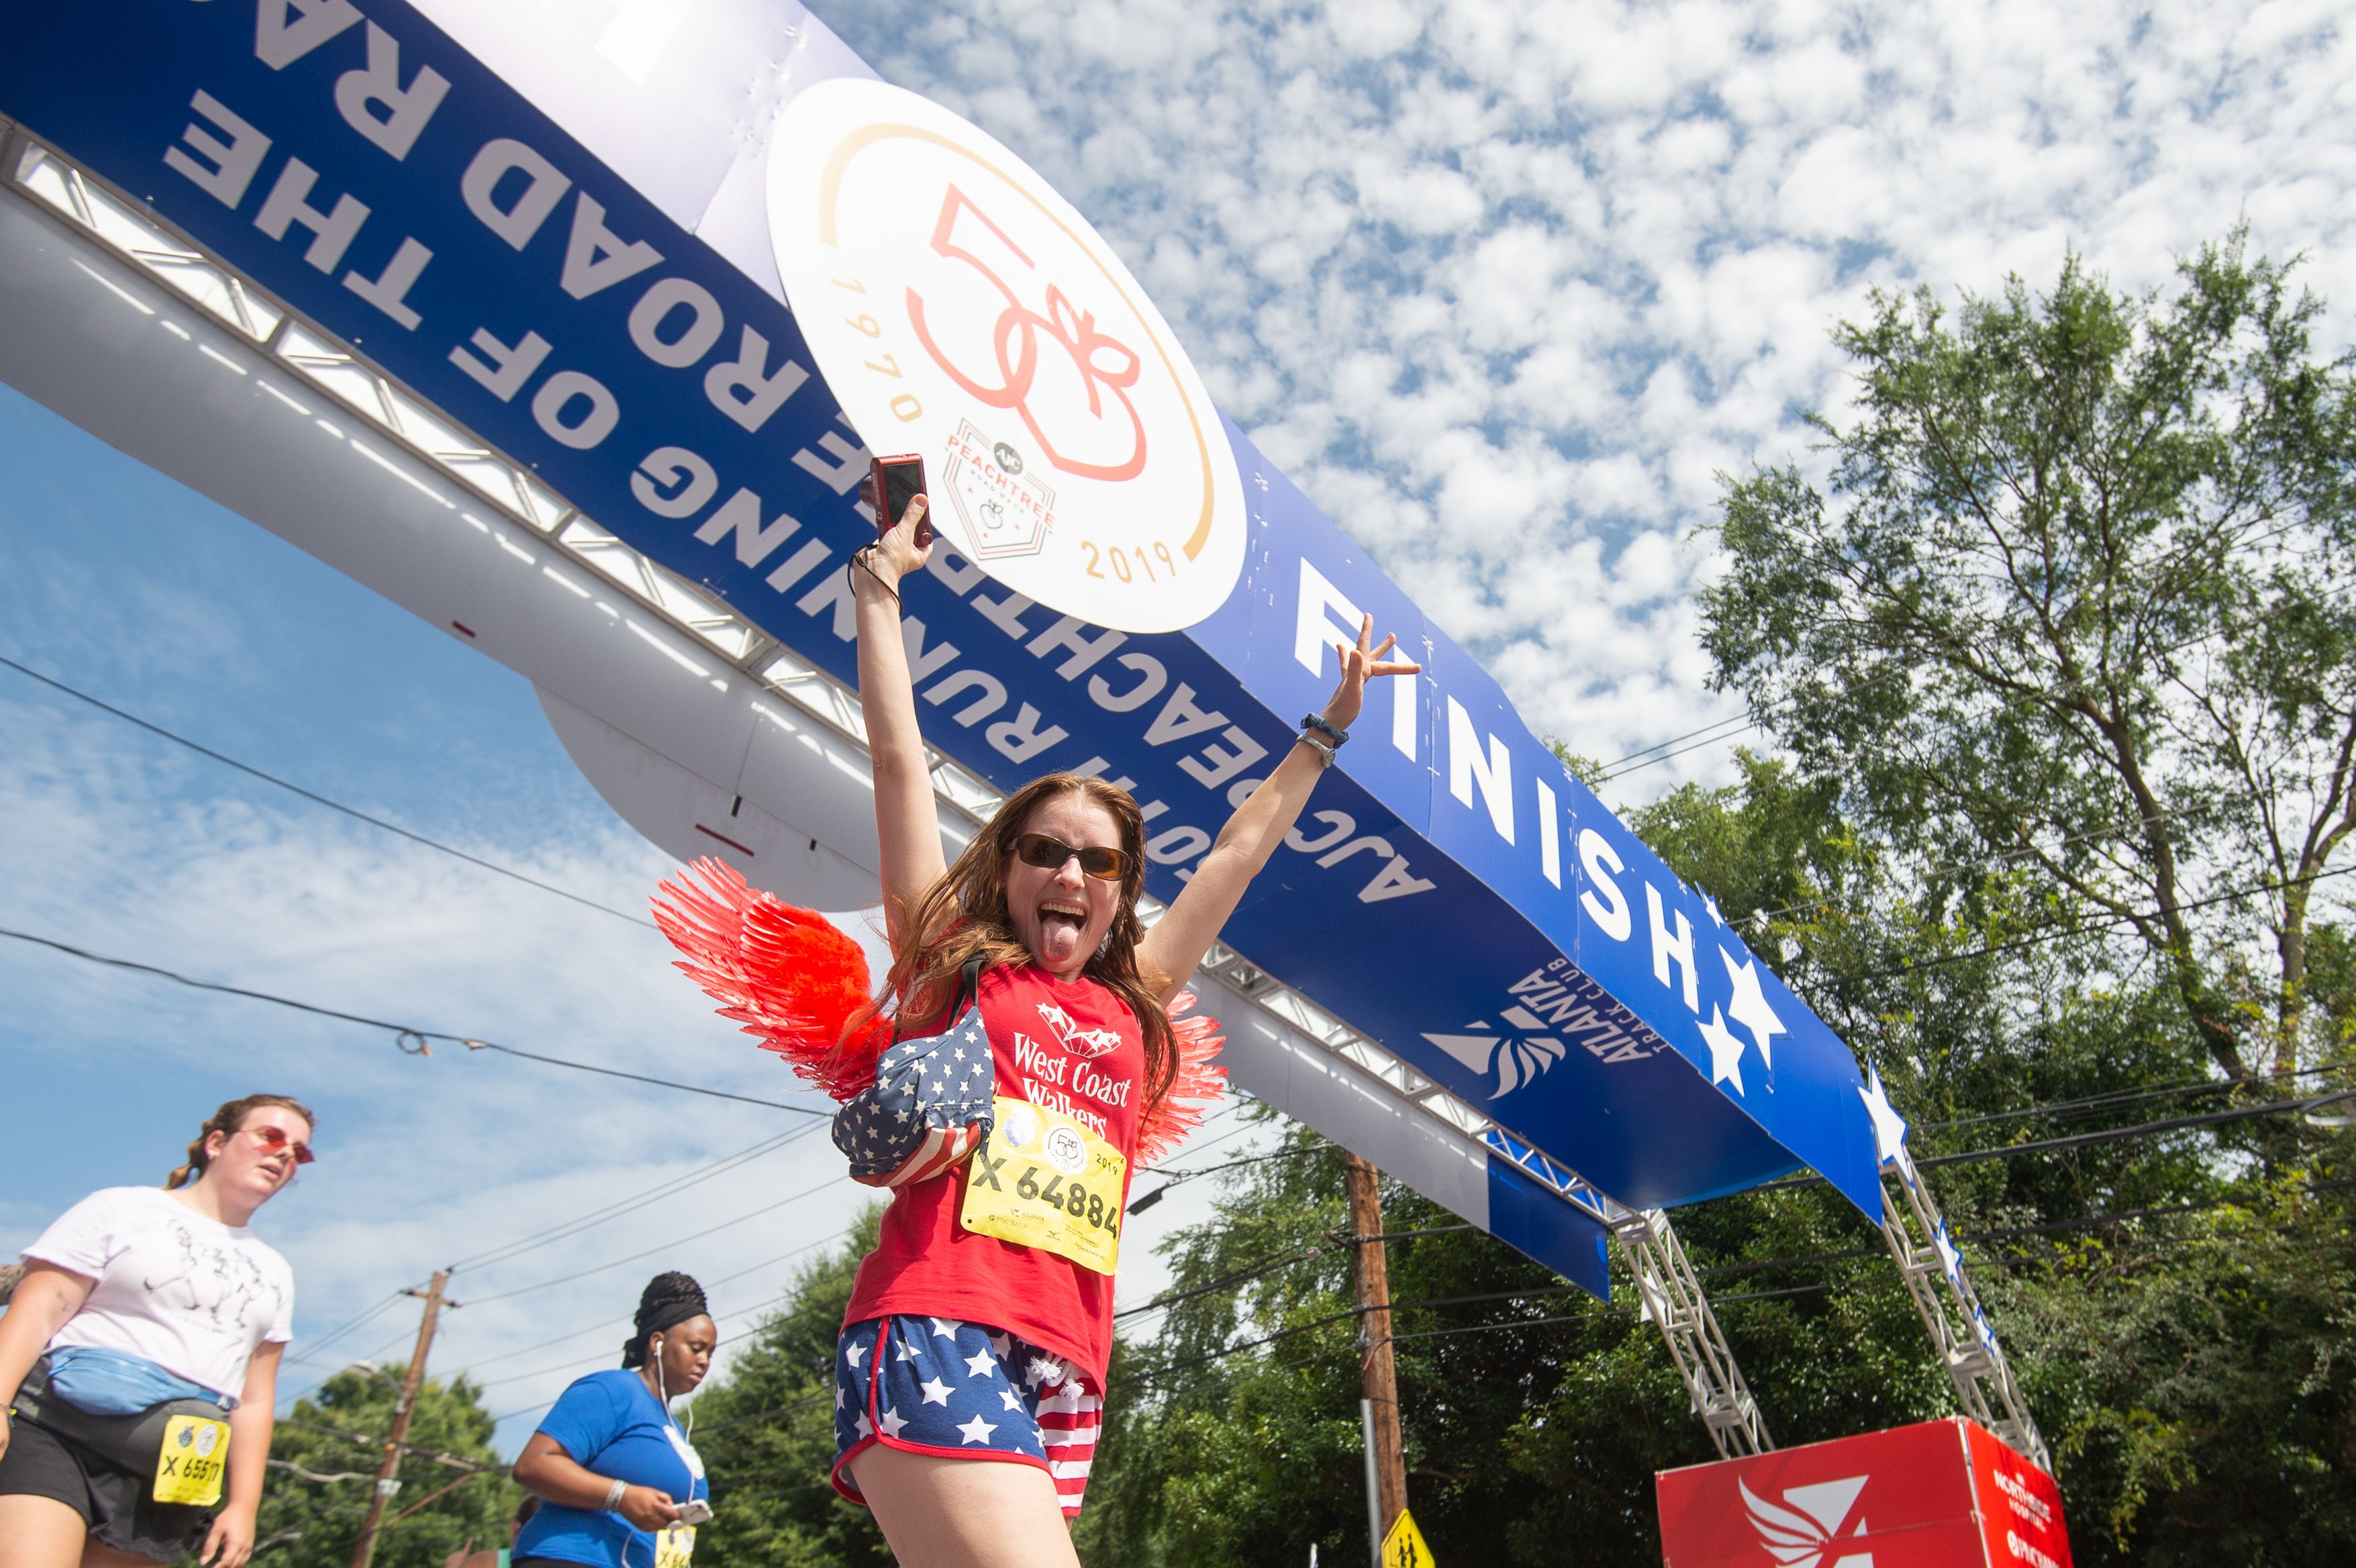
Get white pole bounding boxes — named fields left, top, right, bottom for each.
left=1361, top=1397, right=1383, bottom=1568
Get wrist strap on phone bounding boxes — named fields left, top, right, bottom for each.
left=848, top=543, right=901, bottom=608
left=603, top=1478, right=628, bottom=1512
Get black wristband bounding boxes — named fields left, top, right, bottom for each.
left=1301, top=713, right=1348, bottom=746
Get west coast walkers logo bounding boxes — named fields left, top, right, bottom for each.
left=767, top=80, right=1246, bottom=632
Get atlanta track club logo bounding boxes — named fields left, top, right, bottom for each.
left=1741, top=1475, right=1874, bottom=1567
left=767, top=79, right=1246, bottom=633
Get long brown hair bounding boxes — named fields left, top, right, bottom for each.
left=864, top=773, right=1177, bottom=1114
left=164, top=1094, right=317, bottom=1191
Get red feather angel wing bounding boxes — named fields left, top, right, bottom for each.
left=650, top=857, right=889, bottom=1101
left=1135, top=989, right=1228, bottom=1168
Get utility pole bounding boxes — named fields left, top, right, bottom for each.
left=350, top=1270, right=450, bottom=1568
left=1345, top=1154, right=1406, bottom=1561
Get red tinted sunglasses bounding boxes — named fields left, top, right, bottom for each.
left=1011, top=832, right=1128, bottom=881
left=245, top=1125, right=315, bottom=1165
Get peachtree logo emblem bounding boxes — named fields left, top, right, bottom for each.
left=1740, top=1475, right=1873, bottom=1567
left=768, top=80, right=1246, bottom=633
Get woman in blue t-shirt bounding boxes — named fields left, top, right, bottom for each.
left=511, top=1273, right=716, bottom=1568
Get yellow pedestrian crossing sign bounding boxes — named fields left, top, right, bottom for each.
left=1380, top=1508, right=1433, bottom=1568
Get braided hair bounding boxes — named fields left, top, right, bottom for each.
left=621, top=1271, right=710, bottom=1369
left=164, top=1094, right=316, bottom=1191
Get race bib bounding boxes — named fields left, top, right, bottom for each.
left=959, top=1096, right=1126, bottom=1273
left=654, top=1525, right=697, bottom=1568
left=152, top=1413, right=229, bottom=1506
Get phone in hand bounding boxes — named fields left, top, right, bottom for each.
left=675, top=1499, right=714, bottom=1526
left=869, top=454, right=930, bottom=548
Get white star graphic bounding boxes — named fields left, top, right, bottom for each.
left=1698, top=1006, right=1747, bottom=1095
left=956, top=1413, right=998, bottom=1444
left=844, top=1342, right=867, bottom=1369
left=987, top=1332, right=1012, bottom=1359
left=893, top=1338, right=917, bottom=1362
left=1719, top=950, right=1787, bottom=1069
left=877, top=1406, right=906, bottom=1439
left=1704, top=893, right=1724, bottom=927
left=854, top=1411, right=875, bottom=1440
left=1932, top=1222, right=1964, bottom=1285
left=964, top=1347, right=997, bottom=1379
left=1859, top=1065, right=1910, bottom=1167
left=1000, top=1387, right=1024, bottom=1411
left=920, top=1376, right=954, bottom=1407
left=931, top=1317, right=965, bottom=1340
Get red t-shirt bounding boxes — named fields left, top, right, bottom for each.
left=841, top=962, right=1146, bottom=1383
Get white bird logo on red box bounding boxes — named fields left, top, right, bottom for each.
left=1740, top=1475, right=1873, bottom=1567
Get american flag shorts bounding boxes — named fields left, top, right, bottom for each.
left=830, top=1315, right=1103, bottom=1517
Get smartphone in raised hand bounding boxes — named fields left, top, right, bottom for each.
left=869, top=454, right=930, bottom=548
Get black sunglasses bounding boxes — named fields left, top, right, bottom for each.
left=1011, top=832, right=1128, bottom=881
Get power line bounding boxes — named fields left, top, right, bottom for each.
left=1144, top=1142, right=1334, bottom=1185
left=1594, top=712, right=1760, bottom=774
left=1750, top=807, right=2194, bottom=927
left=1918, top=1063, right=2342, bottom=1133
left=0, top=924, right=830, bottom=1116
left=446, top=1212, right=875, bottom=1383
left=1820, top=861, right=2356, bottom=985
left=448, top=1126, right=820, bottom=1273
left=458, top=1169, right=850, bottom=1305
left=1598, top=720, right=1761, bottom=782
left=0, top=652, right=654, bottom=930
left=296, top=1293, right=407, bottom=1363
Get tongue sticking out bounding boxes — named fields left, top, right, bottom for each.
left=1036, top=906, right=1088, bottom=969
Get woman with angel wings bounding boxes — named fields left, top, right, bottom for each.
left=654, top=493, right=1416, bottom=1567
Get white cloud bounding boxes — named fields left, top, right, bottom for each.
left=821, top=0, right=2356, bottom=796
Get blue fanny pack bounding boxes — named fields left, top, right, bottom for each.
left=44, top=1347, right=232, bottom=1416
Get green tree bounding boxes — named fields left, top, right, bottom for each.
left=226, top=1368, right=514, bottom=1568
left=1702, top=236, right=2356, bottom=1081
left=1074, top=752, right=2356, bottom=1564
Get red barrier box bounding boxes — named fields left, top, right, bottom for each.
left=1655, top=1417, right=2071, bottom=1567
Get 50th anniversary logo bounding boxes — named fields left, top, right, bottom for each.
left=767, top=81, right=1248, bottom=634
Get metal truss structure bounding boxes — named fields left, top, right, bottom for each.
left=1611, top=1205, right=1775, bottom=1457
left=1879, top=1148, right=2049, bottom=1469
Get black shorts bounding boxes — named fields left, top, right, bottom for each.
left=0, top=1416, right=213, bottom=1562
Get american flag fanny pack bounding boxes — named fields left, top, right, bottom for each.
left=832, top=960, right=995, bottom=1188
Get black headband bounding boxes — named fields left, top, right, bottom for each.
left=621, top=1289, right=709, bottom=1367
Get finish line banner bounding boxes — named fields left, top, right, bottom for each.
left=0, top=0, right=1877, bottom=1216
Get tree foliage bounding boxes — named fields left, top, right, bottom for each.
left=1702, top=236, right=2356, bottom=1079
left=681, top=236, right=2356, bottom=1565
left=226, top=1368, right=514, bottom=1568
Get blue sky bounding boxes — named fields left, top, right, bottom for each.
left=0, top=380, right=1274, bottom=1439
left=7, top=0, right=2354, bottom=1455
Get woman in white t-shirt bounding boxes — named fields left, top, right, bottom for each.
left=0, top=1094, right=310, bottom=1568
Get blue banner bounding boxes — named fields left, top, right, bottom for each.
left=0, top=0, right=1878, bottom=1217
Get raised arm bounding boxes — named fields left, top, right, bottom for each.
left=1138, top=615, right=1418, bottom=995
left=852, top=497, right=948, bottom=954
